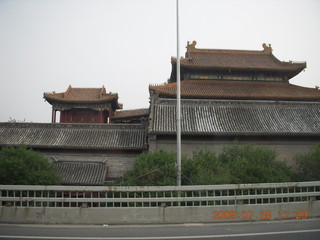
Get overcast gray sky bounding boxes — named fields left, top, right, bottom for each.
left=0, top=0, right=319, bottom=123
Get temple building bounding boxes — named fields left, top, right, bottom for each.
left=169, top=41, right=306, bottom=84
left=148, top=41, right=320, bottom=161
left=0, top=41, right=319, bottom=185
left=43, top=85, right=122, bottom=123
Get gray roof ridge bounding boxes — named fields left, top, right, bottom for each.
left=156, top=98, right=320, bottom=107
left=0, top=122, right=147, bottom=130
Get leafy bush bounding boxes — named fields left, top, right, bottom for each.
left=182, top=149, right=233, bottom=185
left=123, top=149, right=177, bottom=186
left=293, top=144, right=320, bottom=181
left=218, top=145, right=292, bottom=184
left=123, top=145, right=294, bottom=186
left=0, top=145, right=60, bottom=185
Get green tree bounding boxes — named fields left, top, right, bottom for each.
left=218, top=145, right=292, bottom=183
left=182, top=149, right=233, bottom=185
left=122, top=145, right=294, bottom=186
left=123, top=149, right=177, bottom=186
left=293, top=144, right=320, bottom=181
left=0, top=145, right=60, bottom=185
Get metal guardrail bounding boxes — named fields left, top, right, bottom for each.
left=1, top=181, right=319, bottom=208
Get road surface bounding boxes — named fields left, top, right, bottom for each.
left=0, top=218, right=319, bottom=240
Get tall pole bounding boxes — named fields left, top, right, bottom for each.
left=176, top=0, right=182, bottom=186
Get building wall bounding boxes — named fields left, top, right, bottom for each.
left=148, top=135, right=319, bottom=166
left=60, top=109, right=107, bottom=123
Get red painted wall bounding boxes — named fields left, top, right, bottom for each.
left=60, top=109, right=107, bottom=123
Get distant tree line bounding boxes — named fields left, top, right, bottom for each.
left=0, top=144, right=319, bottom=186
left=122, top=145, right=320, bottom=186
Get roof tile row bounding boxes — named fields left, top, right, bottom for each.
left=55, top=161, right=107, bottom=186
left=175, top=41, right=306, bottom=73
left=112, top=108, right=149, bottom=120
left=44, top=85, right=118, bottom=104
left=149, top=99, right=320, bottom=136
left=149, top=80, right=320, bottom=101
left=0, top=123, right=147, bottom=150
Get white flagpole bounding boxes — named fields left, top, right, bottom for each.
left=176, top=0, right=182, bottom=186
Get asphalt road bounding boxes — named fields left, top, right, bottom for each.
left=0, top=218, right=319, bottom=240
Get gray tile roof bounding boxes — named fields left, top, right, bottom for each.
left=0, top=123, right=147, bottom=150
left=112, top=108, right=149, bottom=120
left=54, top=161, right=106, bottom=186
left=149, top=99, right=320, bottom=136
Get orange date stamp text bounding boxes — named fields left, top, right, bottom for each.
left=211, top=210, right=308, bottom=220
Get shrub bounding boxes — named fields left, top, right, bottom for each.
left=218, top=145, right=292, bottom=184
left=123, top=149, right=177, bottom=186
left=0, top=145, right=60, bottom=185
left=122, top=145, right=294, bottom=186
left=183, top=149, right=233, bottom=185
left=293, top=145, right=320, bottom=181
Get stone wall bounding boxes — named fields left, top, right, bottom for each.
left=2, top=202, right=319, bottom=224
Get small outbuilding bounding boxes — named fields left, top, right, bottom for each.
left=0, top=122, right=148, bottom=184
left=44, top=85, right=122, bottom=124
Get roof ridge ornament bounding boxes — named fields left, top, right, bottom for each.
left=100, top=85, right=107, bottom=96
left=186, top=40, right=197, bottom=57
left=187, top=40, right=197, bottom=50
left=262, top=43, right=273, bottom=54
